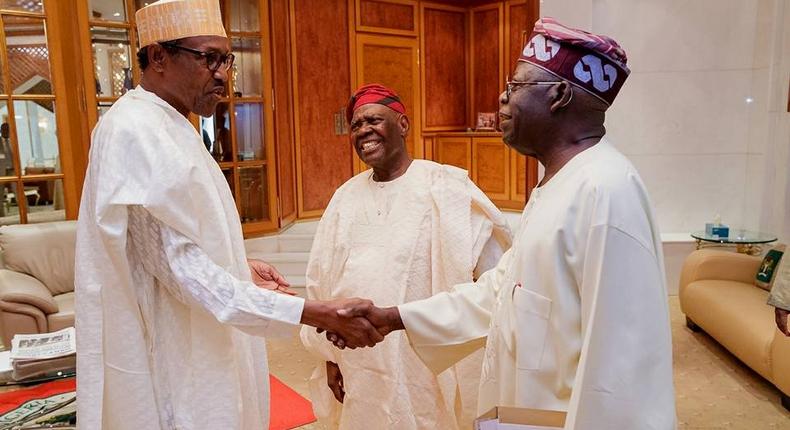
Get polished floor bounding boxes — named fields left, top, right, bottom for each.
left=267, top=296, right=790, bottom=429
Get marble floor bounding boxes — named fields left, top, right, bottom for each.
left=267, top=296, right=790, bottom=429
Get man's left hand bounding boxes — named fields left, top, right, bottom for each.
left=248, top=259, right=296, bottom=295
left=776, top=307, right=790, bottom=336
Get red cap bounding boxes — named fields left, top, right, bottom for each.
left=518, top=17, right=630, bottom=105
left=346, top=84, right=406, bottom=122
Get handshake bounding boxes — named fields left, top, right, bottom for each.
left=302, top=298, right=404, bottom=349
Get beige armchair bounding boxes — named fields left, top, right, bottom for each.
left=0, top=221, right=75, bottom=348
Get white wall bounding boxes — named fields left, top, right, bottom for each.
left=540, top=0, right=790, bottom=240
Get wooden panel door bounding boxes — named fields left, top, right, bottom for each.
left=270, top=0, right=297, bottom=227
left=355, top=33, right=421, bottom=173
left=435, top=136, right=471, bottom=172
left=291, top=0, right=353, bottom=217
left=472, top=137, right=509, bottom=201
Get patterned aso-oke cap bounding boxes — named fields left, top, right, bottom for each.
left=346, top=84, right=406, bottom=123
left=518, top=17, right=630, bottom=106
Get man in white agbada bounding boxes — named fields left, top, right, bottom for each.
left=75, top=1, right=385, bottom=429
left=333, top=18, right=677, bottom=429
left=300, top=84, right=512, bottom=429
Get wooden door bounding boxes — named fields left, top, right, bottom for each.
left=354, top=33, right=421, bottom=173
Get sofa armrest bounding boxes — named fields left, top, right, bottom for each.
left=679, top=250, right=761, bottom=291
left=0, top=269, right=58, bottom=314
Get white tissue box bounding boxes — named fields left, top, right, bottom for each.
left=475, top=406, right=566, bottom=430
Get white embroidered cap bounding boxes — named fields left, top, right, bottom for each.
left=136, top=0, right=227, bottom=48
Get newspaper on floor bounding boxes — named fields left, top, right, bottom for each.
left=9, top=327, right=75, bottom=361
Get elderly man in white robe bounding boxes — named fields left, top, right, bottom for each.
left=75, top=1, right=383, bottom=429
left=333, top=18, right=677, bottom=429
left=300, top=84, right=512, bottom=429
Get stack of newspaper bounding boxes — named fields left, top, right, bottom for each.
left=7, top=327, right=76, bottom=382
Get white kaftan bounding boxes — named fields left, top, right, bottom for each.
left=300, top=160, right=512, bottom=430
left=399, top=141, right=676, bottom=429
left=75, top=86, right=304, bottom=430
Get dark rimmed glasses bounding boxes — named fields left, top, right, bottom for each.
left=505, top=76, right=563, bottom=100
left=160, top=42, right=235, bottom=73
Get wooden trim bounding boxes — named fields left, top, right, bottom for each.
left=20, top=173, right=65, bottom=181
left=86, top=20, right=132, bottom=30
left=227, top=30, right=263, bottom=38
left=77, top=0, right=100, bottom=139
left=0, top=10, right=44, bottom=19
left=2, top=94, right=56, bottom=101
left=422, top=125, right=468, bottom=132
left=268, top=0, right=298, bottom=228
left=355, top=0, right=418, bottom=37
left=466, top=9, right=473, bottom=129
left=288, top=0, right=310, bottom=219
left=349, top=0, right=364, bottom=175
left=127, top=0, right=141, bottom=85
left=13, top=181, right=26, bottom=223
left=257, top=0, right=279, bottom=232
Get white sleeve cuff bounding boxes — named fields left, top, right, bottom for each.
left=270, top=292, right=305, bottom=326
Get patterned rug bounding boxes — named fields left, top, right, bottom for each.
left=0, top=375, right=315, bottom=429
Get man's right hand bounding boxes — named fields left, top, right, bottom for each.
left=326, top=361, right=345, bottom=403
left=323, top=303, right=405, bottom=349
left=301, top=298, right=384, bottom=349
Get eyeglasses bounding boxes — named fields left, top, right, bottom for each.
left=505, top=76, right=563, bottom=100
left=160, top=42, right=235, bottom=73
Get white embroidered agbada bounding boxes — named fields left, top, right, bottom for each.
left=75, top=86, right=305, bottom=430
left=399, top=141, right=676, bottom=429
left=300, top=160, right=512, bottom=429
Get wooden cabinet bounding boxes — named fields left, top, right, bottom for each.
left=432, top=132, right=532, bottom=210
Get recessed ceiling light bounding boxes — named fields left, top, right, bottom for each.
left=113, top=12, right=121, bottom=17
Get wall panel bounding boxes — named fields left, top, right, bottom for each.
left=436, top=137, right=471, bottom=171
left=471, top=5, right=503, bottom=121
left=357, top=0, right=417, bottom=36
left=291, top=0, right=353, bottom=215
left=473, top=137, right=509, bottom=200
left=422, top=4, right=467, bottom=130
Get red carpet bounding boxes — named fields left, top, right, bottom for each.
left=0, top=375, right=315, bottom=429
left=269, top=374, right=317, bottom=429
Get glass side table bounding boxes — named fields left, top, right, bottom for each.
left=691, top=230, right=778, bottom=255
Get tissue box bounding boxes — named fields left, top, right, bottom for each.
left=475, top=406, right=566, bottom=430
left=705, top=223, right=730, bottom=238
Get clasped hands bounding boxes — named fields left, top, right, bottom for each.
left=302, top=298, right=404, bottom=349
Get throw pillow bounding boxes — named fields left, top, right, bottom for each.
left=755, top=243, right=786, bottom=291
